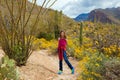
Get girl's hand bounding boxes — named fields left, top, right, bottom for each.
left=58, top=37, right=60, bottom=41
left=66, top=51, right=70, bottom=57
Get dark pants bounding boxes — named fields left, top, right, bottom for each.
left=59, top=50, right=73, bottom=71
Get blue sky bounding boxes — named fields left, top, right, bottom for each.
left=28, top=0, right=120, bottom=18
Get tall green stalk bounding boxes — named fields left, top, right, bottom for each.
left=79, top=22, right=83, bottom=46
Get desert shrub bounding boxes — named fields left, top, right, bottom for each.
left=33, top=38, right=50, bottom=49
left=33, top=38, right=57, bottom=51
left=85, top=23, right=120, bottom=57
left=104, top=57, right=120, bottom=80
left=67, top=38, right=78, bottom=57
left=0, top=56, right=19, bottom=80
left=37, top=32, right=54, bottom=41
left=74, top=46, right=85, bottom=60
left=78, top=52, right=120, bottom=80
left=67, top=36, right=96, bottom=60
left=48, top=39, right=58, bottom=55
left=78, top=52, right=108, bottom=80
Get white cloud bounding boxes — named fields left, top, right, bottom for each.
left=116, top=2, right=120, bottom=7
left=28, top=0, right=120, bottom=18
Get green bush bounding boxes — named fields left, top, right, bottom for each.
left=11, top=44, right=27, bottom=66
left=0, top=56, right=19, bottom=80
left=37, top=32, right=54, bottom=41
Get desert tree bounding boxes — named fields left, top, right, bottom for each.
left=0, top=0, right=57, bottom=66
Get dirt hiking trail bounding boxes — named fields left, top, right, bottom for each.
left=0, top=49, right=79, bottom=80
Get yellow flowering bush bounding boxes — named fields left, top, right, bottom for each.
left=33, top=38, right=57, bottom=51
left=74, top=47, right=84, bottom=59
left=103, top=45, right=120, bottom=57
left=67, top=38, right=78, bottom=56
left=83, top=22, right=120, bottom=57
left=72, top=36, right=97, bottom=59
left=78, top=52, right=107, bottom=80
left=48, top=39, right=58, bottom=54
left=39, top=38, right=51, bottom=49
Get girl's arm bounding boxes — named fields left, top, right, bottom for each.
left=57, top=37, right=60, bottom=50
left=66, top=39, right=68, bottom=46
left=65, top=39, right=67, bottom=50
left=57, top=38, right=59, bottom=53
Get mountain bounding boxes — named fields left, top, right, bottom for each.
left=88, top=7, right=120, bottom=24
left=75, top=7, right=120, bottom=24
left=74, top=13, right=89, bottom=22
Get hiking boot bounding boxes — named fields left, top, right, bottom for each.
left=71, top=68, right=74, bottom=74
left=57, top=70, right=63, bottom=75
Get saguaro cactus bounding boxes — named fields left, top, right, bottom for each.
left=79, top=22, right=83, bottom=46
left=54, top=10, right=61, bottom=39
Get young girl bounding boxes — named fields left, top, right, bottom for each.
left=57, top=31, right=74, bottom=75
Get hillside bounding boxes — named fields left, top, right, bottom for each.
left=0, top=0, right=75, bottom=35
left=74, top=7, right=120, bottom=24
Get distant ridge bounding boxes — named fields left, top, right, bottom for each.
left=74, top=7, right=120, bottom=24
left=74, top=13, right=89, bottom=22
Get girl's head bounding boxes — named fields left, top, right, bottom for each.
left=60, top=31, right=66, bottom=39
